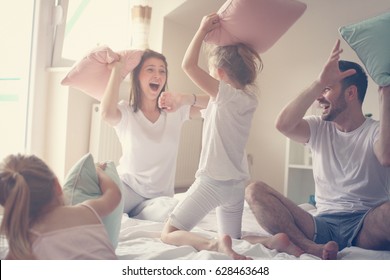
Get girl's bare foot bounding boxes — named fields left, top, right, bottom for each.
left=217, top=235, right=252, bottom=260
left=243, top=233, right=304, bottom=257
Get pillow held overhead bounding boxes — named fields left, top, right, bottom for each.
left=204, top=0, right=307, bottom=53
left=61, top=46, right=144, bottom=100
left=339, top=12, right=390, bottom=87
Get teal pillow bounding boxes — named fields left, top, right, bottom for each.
left=62, top=153, right=124, bottom=248
left=339, top=12, right=390, bottom=86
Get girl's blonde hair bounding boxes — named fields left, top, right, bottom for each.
left=0, top=154, right=57, bottom=259
left=129, top=49, right=168, bottom=112
left=208, top=43, right=263, bottom=88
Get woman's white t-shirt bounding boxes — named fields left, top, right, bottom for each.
left=114, top=100, right=190, bottom=198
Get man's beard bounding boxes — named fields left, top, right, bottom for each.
left=321, top=96, right=347, bottom=122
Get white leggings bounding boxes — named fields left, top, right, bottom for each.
left=169, top=176, right=245, bottom=239
left=121, top=182, right=148, bottom=216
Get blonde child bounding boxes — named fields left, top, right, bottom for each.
left=0, top=154, right=121, bottom=259
left=160, top=13, right=303, bottom=259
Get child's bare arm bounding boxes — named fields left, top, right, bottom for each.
left=84, top=163, right=122, bottom=217
left=182, top=13, right=220, bottom=98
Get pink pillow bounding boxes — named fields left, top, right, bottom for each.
left=61, top=46, right=144, bottom=100
left=204, top=0, right=307, bottom=53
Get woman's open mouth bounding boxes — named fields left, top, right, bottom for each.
left=149, top=82, right=160, bottom=91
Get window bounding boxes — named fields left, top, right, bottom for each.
left=0, top=0, right=148, bottom=161
left=0, top=0, right=35, bottom=160
left=53, top=0, right=132, bottom=67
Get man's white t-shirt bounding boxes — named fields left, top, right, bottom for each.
left=114, top=100, right=190, bottom=198
left=305, top=116, right=390, bottom=214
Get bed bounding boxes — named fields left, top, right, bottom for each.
left=114, top=194, right=390, bottom=260
left=1, top=194, right=389, bottom=260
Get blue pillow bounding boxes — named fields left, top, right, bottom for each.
left=339, top=12, right=390, bottom=86
left=62, top=153, right=124, bottom=248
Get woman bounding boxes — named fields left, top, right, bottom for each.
left=100, top=49, right=208, bottom=218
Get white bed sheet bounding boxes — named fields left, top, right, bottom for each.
left=115, top=197, right=390, bottom=260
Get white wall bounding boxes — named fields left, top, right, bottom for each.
left=149, top=0, right=187, bottom=51
left=44, top=68, right=96, bottom=182
left=162, top=17, right=205, bottom=190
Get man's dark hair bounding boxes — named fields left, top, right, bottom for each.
left=339, top=60, right=368, bottom=103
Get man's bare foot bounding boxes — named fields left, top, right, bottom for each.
left=243, top=233, right=304, bottom=257
left=217, top=235, right=252, bottom=260
left=322, top=241, right=338, bottom=260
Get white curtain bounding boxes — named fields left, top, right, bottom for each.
left=130, top=0, right=153, bottom=49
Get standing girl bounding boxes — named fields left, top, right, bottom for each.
left=0, top=154, right=121, bottom=259
left=160, top=13, right=303, bottom=259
